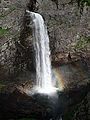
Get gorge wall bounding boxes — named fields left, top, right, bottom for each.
left=0, top=0, right=90, bottom=79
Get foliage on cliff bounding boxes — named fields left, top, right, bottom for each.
left=0, top=27, right=9, bottom=36
left=77, top=0, right=90, bottom=6
left=75, top=36, right=90, bottom=52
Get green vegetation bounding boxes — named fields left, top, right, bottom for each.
left=70, top=36, right=90, bottom=53
left=75, top=36, right=90, bottom=51
left=77, top=0, right=90, bottom=6
left=77, top=0, right=90, bottom=13
left=9, top=5, right=16, bottom=11
left=0, top=27, right=9, bottom=36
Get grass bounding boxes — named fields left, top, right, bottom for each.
left=0, top=27, right=9, bottom=36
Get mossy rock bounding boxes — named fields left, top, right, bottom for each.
left=0, top=27, right=9, bottom=36
left=77, top=0, right=90, bottom=6
left=73, top=36, right=90, bottom=52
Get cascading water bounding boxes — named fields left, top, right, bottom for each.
left=26, top=10, right=57, bottom=94
left=31, top=12, right=52, bottom=88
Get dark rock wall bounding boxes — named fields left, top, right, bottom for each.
left=72, top=92, right=90, bottom=120
left=0, top=0, right=90, bottom=79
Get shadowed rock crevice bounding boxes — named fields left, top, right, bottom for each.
left=27, top=0, right=37, bottom=11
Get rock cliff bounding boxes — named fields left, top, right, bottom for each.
left=0, top=0, right=90, bottom=80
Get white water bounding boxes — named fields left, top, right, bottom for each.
left=27, top=10, right=57, bottom=94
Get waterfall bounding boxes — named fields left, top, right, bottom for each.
left=26, top=10, right=57, bottom=94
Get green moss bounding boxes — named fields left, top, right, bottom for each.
left=77, top=0, right=90, bottom=13
left=75, top=36, right=90, bottom=51
left=77, top=0, right=90, bottom=6
left=10, top=6, right=16, bottom=10
left=0, top=27, right=9, bottom=36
